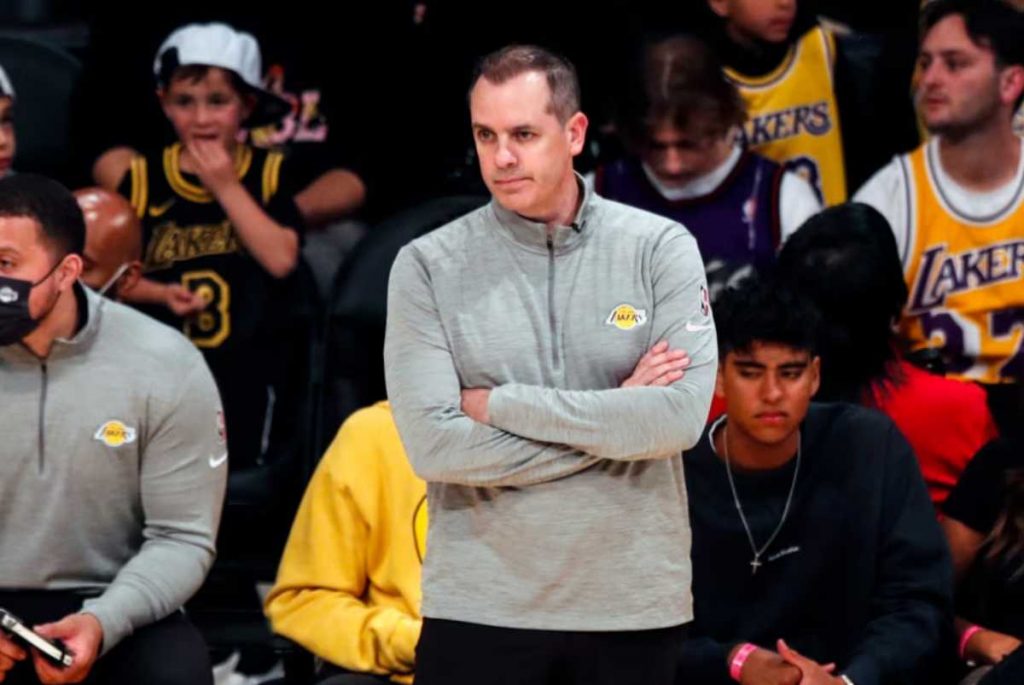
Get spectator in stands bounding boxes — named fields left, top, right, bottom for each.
left=92, top=22, right=308, bottom=470
left=265, top=402, right=426, bottom=685
left=74, top=187, right=142, bottom=299
left=596, top=34, right=820, bottom=300
left=943, top=433, right=1024, bottom=684
left=705, top=0, right=848, bottom=205
left=854, top=0, right=1024, bottom=435
left=87, top=7, right=367, bottom=229
left=0, top=63, right=15, bottom=178
left=680, top=276, right=952, bottom=685
left=776, top=202, right=998, bottom=506
left=0, top=173, right=225, bottom=685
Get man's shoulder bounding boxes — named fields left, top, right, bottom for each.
left=95, top=298, right=206, bottom=372
left=589, top=194, right=694, bottom=243
left=403, top=202, right=494, bottom=257
left=806, top=402, right=899, bottom=447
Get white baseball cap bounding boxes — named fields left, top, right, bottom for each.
left=0, top=64, right=14, bottom=100
left=154, top=22, right=288, bottom=125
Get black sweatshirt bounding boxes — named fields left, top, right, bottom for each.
left=680, top=403, right=952, bottom=685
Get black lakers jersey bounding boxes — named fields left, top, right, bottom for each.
left=120, top=142, right=303, bottom=468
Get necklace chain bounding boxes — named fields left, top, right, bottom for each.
left=720, top=421, right=801, bottom=575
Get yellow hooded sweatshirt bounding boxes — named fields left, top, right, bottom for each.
left=265, top=402, right=426, bottom=683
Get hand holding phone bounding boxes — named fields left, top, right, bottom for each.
left=0, top=609, right=73, bottom=668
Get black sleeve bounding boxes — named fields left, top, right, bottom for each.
left=844, top=423, right=953, bottom=685
left=943, top=439, right=1021, bottom=534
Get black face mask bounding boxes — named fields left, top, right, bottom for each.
left=0, top=261, right=62, bottom=347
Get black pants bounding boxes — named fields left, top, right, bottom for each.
left=415, top=618, right=686, bottom=685
left=316, top=662, right=394, bottom=685
left=0, top=590, right=212, bottom=685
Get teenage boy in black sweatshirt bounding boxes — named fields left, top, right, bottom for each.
left=679, top=277, right=953, bottom=685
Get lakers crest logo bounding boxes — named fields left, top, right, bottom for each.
left=605, top=304, right=648, bottom=331
left=94, top=420, right=137, bottom=448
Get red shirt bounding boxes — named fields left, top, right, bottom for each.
left=870, top=361, right=997, bottom=507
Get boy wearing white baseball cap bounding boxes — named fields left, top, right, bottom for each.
left=94, top=22, right=306, bottom=472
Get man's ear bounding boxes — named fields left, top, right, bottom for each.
left=57, top=254, right=83, bottom=292
left=117, top=261, right=143, bottom=299
left=999, top=65, right=1024, bottom=109
left=566, top=111, right=589, bottom=157
left=809, top=355, right=821, bottom=397
left=714, top=362, right=726, bottom=399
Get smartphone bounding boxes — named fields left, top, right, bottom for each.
left=0, top=608, right=74, bottom=668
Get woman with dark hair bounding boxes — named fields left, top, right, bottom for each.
left=776, top=202, right=997, bottom=506
left=942, top=438, right=1024, bottom=684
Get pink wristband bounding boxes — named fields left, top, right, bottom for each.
left=959, top=625, right=983, bottom=660
left=729, top=643, right=758, bottom=682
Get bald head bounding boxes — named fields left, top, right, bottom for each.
left=74, top=187, right=142, bottom=296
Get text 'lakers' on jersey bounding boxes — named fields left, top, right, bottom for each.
left=900, top=142, right=1024, bottom=384
left=725, top=25, right=846, bottom=207
left=123, top=142, right=289, bottom=350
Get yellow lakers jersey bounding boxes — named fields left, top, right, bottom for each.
left=725, top=25, right=847, bottom=206
left=900, top=142, right=1024, bottom=384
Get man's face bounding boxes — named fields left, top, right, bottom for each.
left=75, top=189, right=141, bottom=295
left=709, top=0, right=797, bottom=45
left=717, top=341, right=819, bottom=449
left=0, top=97, right=15, bottom=177
left=160, top=67, right=251, bottom=151
left=918, top=14, right=1019, bottom=135
left=470, top=71, right=587, bottom=222
left=643, top=119, right=730, bottom=188
left=0, top=216, right=70, bottom=321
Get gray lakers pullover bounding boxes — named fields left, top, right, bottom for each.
left=384, top=181, right=717, bottom=631
left=0, top=285, right=226, bottom=652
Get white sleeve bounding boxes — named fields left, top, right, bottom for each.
left=778, top=171, right=824, bottom=242
left=853, top=159, right=911, bottom=265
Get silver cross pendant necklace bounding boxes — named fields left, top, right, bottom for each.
left=720, top=422, right=801, bottom=575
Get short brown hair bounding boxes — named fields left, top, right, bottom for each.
left=621, top=35, right=746, bottom=150
left=470, top=45, right=581, bottom=123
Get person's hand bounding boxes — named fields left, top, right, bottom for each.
left=187, top=139, right=238, bottom=195
left=31, top=613, right=103, bottom=684
left=461, top=389, right=491, bottom=424
left=776, top=640, right=841, bottom=685
left=621, top=341, right=690, bottom=388
left=964, top=628, right=1022, bottom=665
left=165, top=283, right=208, bottom=317
left=729, top=644, right=802, bottom=685
left=0, top=632, right=27, bottom=681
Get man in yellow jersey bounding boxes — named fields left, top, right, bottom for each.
left=707, top=0, right=847, bottom=206
left=855, top=0, right=1024, bottom=432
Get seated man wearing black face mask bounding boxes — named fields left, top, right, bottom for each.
left=0, top=174, right=226, bottom=685
left=74, top=187, right=143, bottom=300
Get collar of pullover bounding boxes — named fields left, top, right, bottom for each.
left=490, top=172, right=597, bottom=254
left=0, top=283, right=103, bottom=364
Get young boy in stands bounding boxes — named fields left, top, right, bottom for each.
left=94, top=22, right=306, bottom=470
left=706, top=0, right=847, bottom=205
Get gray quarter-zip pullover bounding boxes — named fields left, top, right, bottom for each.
left=385, top=181, right=717, bottom=631
left=0, top=285, right=226, bottom=652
